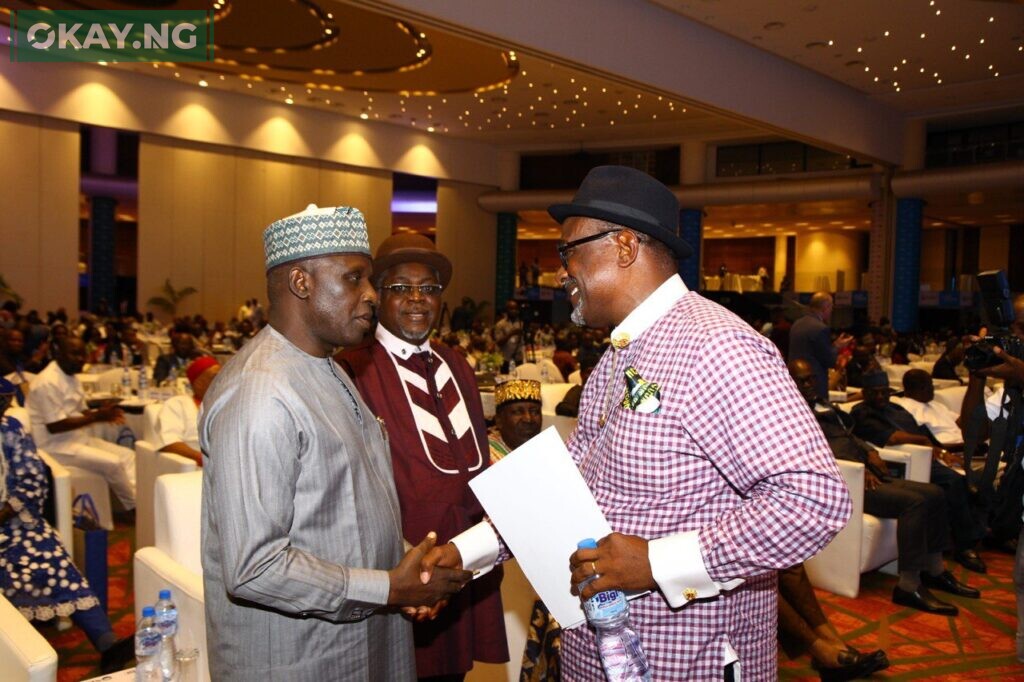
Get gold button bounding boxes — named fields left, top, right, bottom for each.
left=611, top=333, right=631, bottom=349
left=684, top=588, right=698, bottom=601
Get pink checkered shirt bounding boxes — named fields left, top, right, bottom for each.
left=561, top=291, right=851, bottom=680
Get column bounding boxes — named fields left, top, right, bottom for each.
left=866, top=172, right=893, bottom=324
left=89, top=196, right=118, bottom=313
left=679, top=209, right=702, bottom=291
left=495, top=212, right=517, bottom=310
left=892, top=198, right=923, bottom=333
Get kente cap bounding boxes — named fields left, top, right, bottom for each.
left=372, top=233, right=452, bottom=287
left=495, top=379, right=541, bottom=409
left=186, top=356, right=219, bottom=385
left=548, top=165, right=693, bottom=259
left=861, top=371, right=890, bottom=388
left=263, top=204, right=371, bottom=270
left=0, top=377, right=15, bottom=395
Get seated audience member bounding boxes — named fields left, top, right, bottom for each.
left=155, top=356, right=220, bottom=467
left=895, top=369, right=964, bottom=447
left=790, top=360, right=978, bottom=614
left=0, top=327, right=50, bottom=376
left=851, top=371, right=987, bottom=573
left=489, top=379, right=543, bottom=462
left=26, top=337, right=136, bottom=510
left=778, top=563, right=889, bottom=679
left=152, top=332, right=201, bottom=385
left=101, top=325, right=145, bottom=366
left=844, top=343, right=880, bottom=389
left=486, top=379, right=559, bottom=680
left=551, top=336, right=577, bottom=382
left=932, top=338, right=966, bottom=383
left=555, top=345, right=602, bottom=417
left=0, top=379, right=133, bottom=672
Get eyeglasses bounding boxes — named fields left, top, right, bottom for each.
left=557, top=229, right=623, bottom=269
left=379, top=283, right=444, bottom=297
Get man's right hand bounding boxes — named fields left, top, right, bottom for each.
left=387, top=532, right=471, bottom=608
left=834, top=333, right=854, bottom=349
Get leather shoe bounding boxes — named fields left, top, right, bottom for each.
left=813, top=649, right=890, bottom=681
left=892, top=585, right=958, bottom=616
left=921, top=570, right=981, bottom=598
left=99, top=636, right=135, bottom=674
left=953, top=549, right=987, bottom=573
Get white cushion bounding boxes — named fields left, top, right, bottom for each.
left=0, top=594, right=57, bottom=682
left=154, top=471, right=203, bottom=575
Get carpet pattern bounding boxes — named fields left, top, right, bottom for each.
left=34, top=520, right=1024, bottom=680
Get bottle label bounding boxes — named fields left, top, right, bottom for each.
left=155, top=609, right=178, bottom=636
left=136, top=629, right=162, bottom=656
left=584, top=588, right=627, bottom=622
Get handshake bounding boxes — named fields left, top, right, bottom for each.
left=386, top=532, right=468, bottom=622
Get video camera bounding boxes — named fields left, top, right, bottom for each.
left=964, top=270, right=1024, bottom=371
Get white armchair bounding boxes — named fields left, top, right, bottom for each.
left=0, top=594, right=57, bottom=682
left=134, top=471, right=208, bottom=682
left=805, top=446, right=932, bottom=598
left=135, top=439, right=198, bottom=550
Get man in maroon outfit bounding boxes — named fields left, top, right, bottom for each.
left=337, top=233, right=507, bottom=681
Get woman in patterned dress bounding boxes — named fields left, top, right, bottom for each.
left=0, top=378, right=132, bottom=672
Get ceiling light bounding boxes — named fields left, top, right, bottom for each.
left=989, top=16, right=994, bottom=22
left=198, top=79, right=208, bottom=87
left=828, top=40, right=834, bottom=46
left=935, top=9, right=941, bottom=15
left=857, top=46, right=863, bottom=52
left=427, top=126, right=435, bottom=132
left=285, top=97, right=294, bottom=105
left=359, top=112, right=368, bottom=119
left=874, top=76, right=879, bottom=82
left=920, top=68, right=925, bottom=73
left=951, top=45, right=956, bottom=51
left=979, top=38, right=985, bottom=44
left=884, top=30, right=890, bottom=37
left=920, top=33, right=926, bottom=39
left=965, top=54, right=970, bottom=60
left=901, top=58, right=907, bottom=64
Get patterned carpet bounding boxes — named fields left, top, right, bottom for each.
left=33, top=519, right=1024, bottom=681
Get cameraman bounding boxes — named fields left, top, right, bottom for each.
left=960, top=294, right=1024, bottom=661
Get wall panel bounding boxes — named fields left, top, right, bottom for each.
left=436, top=180, right=498, bottom=320
left=0, top=112, right=79, bottom=314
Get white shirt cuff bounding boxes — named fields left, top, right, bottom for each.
left=450, top=521, right=500, bottom=579
left=648, top=531, right=744, bottom=608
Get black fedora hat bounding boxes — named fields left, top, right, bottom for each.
left=548, top=165, right=693, bottom=258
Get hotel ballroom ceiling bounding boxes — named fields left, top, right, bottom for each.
left=2, top=0, right=1021, bottom=238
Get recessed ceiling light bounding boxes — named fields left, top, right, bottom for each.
left=884, top=30, right=890, bottom=37
left=857, top=46, right=863, bottom=52
left=920, top=33, right=926, bottom=39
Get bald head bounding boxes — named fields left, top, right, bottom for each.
left=808, top=292, right=834, bottom=323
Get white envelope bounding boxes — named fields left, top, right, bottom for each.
left=470, top=426, right=612, bottom=628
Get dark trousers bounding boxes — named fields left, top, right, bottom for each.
left=864, top=478, right=948, bottom=572
left=777, top=564, right=828, bottom=659
left=71, top=604, right=115, bottom=652
left=929, top=461, right=986, bottom=551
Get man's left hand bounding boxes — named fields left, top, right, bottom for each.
left=978, top=347, right=1024, bottom=386
left=568, top=532, right=655, bottom=600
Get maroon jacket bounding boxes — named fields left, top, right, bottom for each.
left=337, top=339, right=508, bottom=676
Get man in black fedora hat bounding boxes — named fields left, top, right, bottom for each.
left=424, top=165, right=852, bottom=680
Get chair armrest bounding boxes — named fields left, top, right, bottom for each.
left=876, top=444, right=932, bottom=483
left=804, top=460, right=865, bottom=598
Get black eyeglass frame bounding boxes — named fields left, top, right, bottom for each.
left=556, top=229, right=624, bottom=269
left=378, top=283, right=445, bottom=297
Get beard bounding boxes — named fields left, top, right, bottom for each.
left=565, top=277, right=587, bottom=326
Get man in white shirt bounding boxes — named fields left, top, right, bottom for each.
left=895, top=369, right=964, bottom=447
left=26, top=337, right=136, bottom=509
left=156, top=356, right=220, bottom=467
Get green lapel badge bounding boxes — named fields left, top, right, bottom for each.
left=622, top=366, right=662, bottom=414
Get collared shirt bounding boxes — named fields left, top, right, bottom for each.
left=25, top=360, right=88, bottom=451
left=893, top=396, right=963, bottom=446
left=454, top=273, right=850, bottom=679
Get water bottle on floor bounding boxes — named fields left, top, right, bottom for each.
left=577, top=538, right=652, bottom=682
left=154, top=589, right=179, bottom=681
left=135, top=606, right=162, bottom=682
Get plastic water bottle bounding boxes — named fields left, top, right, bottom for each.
left=154, top=589, right=178, bottom=681
left=121, top=365, right=132, bottom=397
left=540, top=362, right=550, bottom=383
left=577, top=538, right=652, bottom=682
left=135, top=606, right=162, bottom=682
left=508, top=359, right=518, bottom=379
left=137, top=365, right=149, bottom=400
